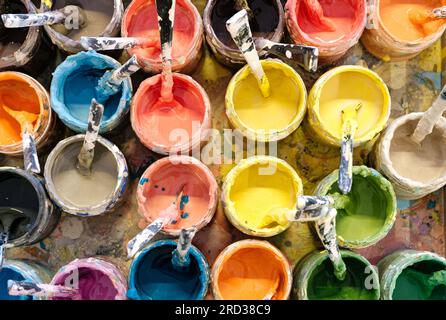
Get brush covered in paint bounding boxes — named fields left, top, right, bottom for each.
left=339, top=103, right=362, bottom=194
left=127, top=189, right=185, bottom=258
left=226, top=9, right=271, bottom=97
left=1, top=5, right=87, bottom=33
left=0, top=208, right=28, bottom=270
left=7, top=280, right=79, bottom=299
left=411, top=84, right=446, bottom=144
left=95, top=55, right=141, bottom=103
left=76, top=99, right=104, bottom=176
left=254, top=38, right=319, bottom=72
left=80, top=37, right=155, bottom=51
left=171, top=227, right=198, bottom=270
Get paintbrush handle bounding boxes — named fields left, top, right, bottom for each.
left=77, top=99, right=104, bottom=176
left=1, top=11, right=66, bottom=28
left=23, top=130, right=40, bottom=174
left=80, top=37, right=144, bottom=51
left=411, top=85, right=446, bottom=144
left=339, top=119, right=357, bottom=195
left=293, top=196, right=335, bottom=222
left=8, top=280, right=78, bottom=298
left=108, top=55, right=141, bottom=86
left=0, top=232, right=7, bottom=270
left=254, top=38, right=319, bottom=72
left=156, top=0, right=176, bottom=101
left=127, top=216, right=170, bottom=258
left=226, top=10, right=270, bottom=97
left=433, top=6, right=446, bottom=18
left=172, top=227, right=197, bottom=269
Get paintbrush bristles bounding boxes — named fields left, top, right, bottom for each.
left=226, top=10, right=271, bottom=97
left=172, top=227, right=197, bottom=269
left=76, top=99, right=104, bottom=176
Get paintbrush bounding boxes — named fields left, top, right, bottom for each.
left=339, top=103, right=362, bottom=195
left=2, top=106, right=40, bottom=174
left=1, top=5, right=86, bottom=33
left=95, top=55, right=141, bottom=103
left=409, top=6, right=446, bottom=24
left=263, top=277, right=280, bottom=300
left=0, top=208, right=27, bottom=270
left=127, top=188, right=185, bottom=259
left=302, top=0, right=336, bottom=32
left=254, top=38, right=319, bottom=72
left=76, top=99, right=104, bottom=176
left=411, top=84, right=446, bottom=145
left=80, top=36, right=158, bottom=51
left=171, top=227, right=198, bottom=270
left=226, top=9, right=271, bottom=98
left=7, top=280, right=79, bottom=299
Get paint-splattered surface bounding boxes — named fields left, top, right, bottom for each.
left=1, top=0, right=445, bottom=296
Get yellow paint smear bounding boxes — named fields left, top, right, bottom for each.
left=317, top=70, right=389, bottom=142
left=0, top=73, right=41, bottom=146
left=225, top=158, right=302, bottom=236
left=230, top=61, right=304, bottom=131
left=380, top=0, right=446, bottom=42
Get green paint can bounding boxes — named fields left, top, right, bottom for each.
left=378, top=250, right=446, bottom=300
left=292, top=250, right=380, bottom=300
left=314, top=165, right=397, bottom=249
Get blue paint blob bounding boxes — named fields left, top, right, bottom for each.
left=181, top=212, right=189, bottom=219
left=128, top=240, right=209, bottom=300
left=0, top=267, right=30, bottom=300
left=51, top=51, right=132, bottom=133
left=139, top=178, right=149, bottom=185
left=179, top=195, right=189, bottom=211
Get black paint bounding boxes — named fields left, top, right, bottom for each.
left=211, top=0, right=280, bottom=49
left=0, top=172, right=38, bottom=240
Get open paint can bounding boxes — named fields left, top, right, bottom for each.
left=307, top=65, right=391, bottom=148
left=211, top=239, right=292, bottom=300
left=50, top=257, right=127, bottom=300
left=51, top=51, right=132, bottom=134
left=203, top=0, right=284, bottom=67
left=378, top=250, right=446, bottom=300
left=0, top=259, right=53, bottom=300
left=285, top=0, right=366, bottom=63
left=222, top=156, right=303, bottom=237
left=374, top=112, right=446, bottom=200
left=122, top=0, right=203, bottom=74
left=131, top=73, right=211, bottom=155
left=314, top=165, right=397, bottom=249
left=292, top=250, right=380, bottom=300
left=127, top=239, right=210, bottom=300
left=362, top=0, right=446, bottom=61
left=44, top=134, right=129, bottom=217
left=137, top=155, right=218, bottom=237
left=225, top=59, right=307, bottom=142
left=41, top=0, right=123, bottom=54
left=0, top=0, right=53, bottom=75
left=0, top=167, right=60, bottom=248
left=0, top=72, right=55, bottom=156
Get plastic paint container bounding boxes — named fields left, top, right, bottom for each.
left=0, top=167, right=60, bottom=247
left=378, top=250, right=446, bottom=300
left=137, top=156, right=218, bottom=237
left=292, top=250, right=380, bottom=300
left=203, top=0, right=284, bottom=67
left=44, top=134, right=129, bottom=217
left=307, top=65, right=391, bottom=147
left=41, top=0, right=123, bottom=54
left=0, top=72, right=55, bottom=156
left=50, top=257, right=128, bottom=300
left=0, top=0, right=53, bottom=74
left=122, top=0, right=203, bottom=74
left=211, top=239, right=292, bottom=300
left=222, top=156, right=303, bottom=237
left=131, top=73, right=211, bottom=155
left=0, top=259, right=53, bottom=300
left=51, top=51, right=132, bottom=134
left=361, top=0, right=446, bottom=61
left=127, top=239, right=210, bottom=300
left=285, top=0, right=366, bottom=63
left=314, top=166, right=397, bottom=249
left=374, top=112, right=446, bottom=200
left=225, top=59, right=307, bottom=142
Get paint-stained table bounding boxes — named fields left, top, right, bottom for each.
left=1, top=0, right=445, bottom=298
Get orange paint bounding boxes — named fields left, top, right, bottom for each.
left=380, top=0, right=446, bottom=41
left=212, top=240, right=291, bottom=300
left=0, top=73, right=41, bottom=146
